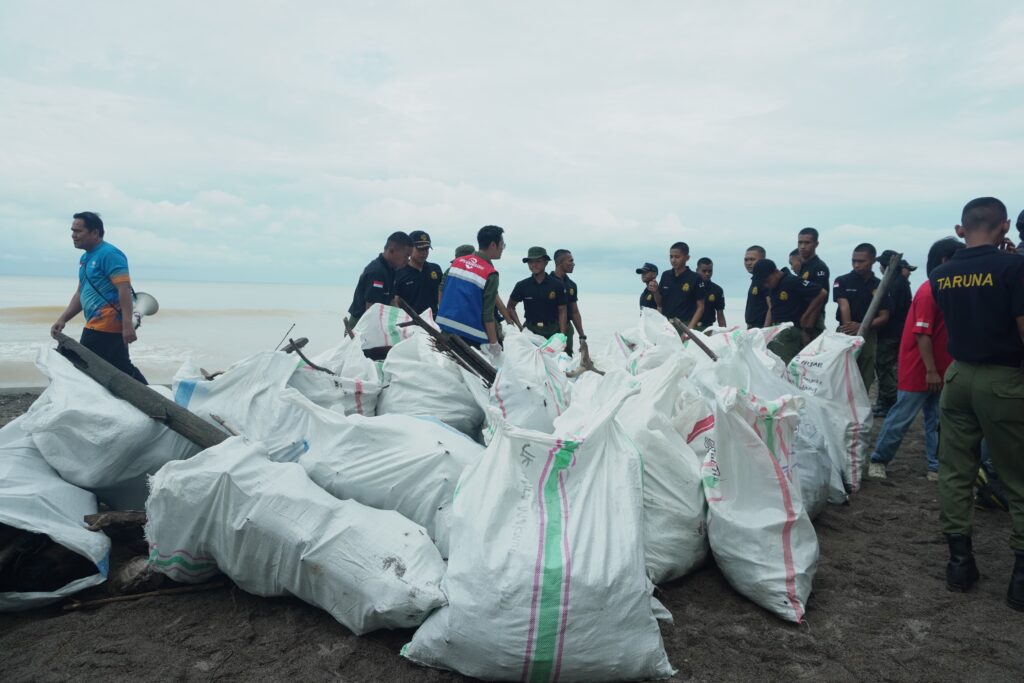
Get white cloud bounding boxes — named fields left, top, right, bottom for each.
left=0, top=1, right=1021, bottom=293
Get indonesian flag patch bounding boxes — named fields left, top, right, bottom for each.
left=372, top=280, right=384, bottom=288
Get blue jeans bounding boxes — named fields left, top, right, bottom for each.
left=870, top=390, right=939, bottom=471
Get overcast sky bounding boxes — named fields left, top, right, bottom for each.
left=1, top=2, right=1022, bottom=299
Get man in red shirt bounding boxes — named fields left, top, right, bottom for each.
left=868, top=238, right=965, bottom=480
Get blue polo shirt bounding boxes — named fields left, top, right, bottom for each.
left=79, top=242, right=131, bottom=332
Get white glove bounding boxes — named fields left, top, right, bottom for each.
left=482, top=343, right=503, bottom=366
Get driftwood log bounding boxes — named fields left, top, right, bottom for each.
left=55, top=333, right=228, bottom=450
left=84, top=511, right=148, bottom=533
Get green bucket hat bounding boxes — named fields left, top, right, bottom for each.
left=454, top=244, right=475, bottom=258
left=522, top=246, right=551, bottom=263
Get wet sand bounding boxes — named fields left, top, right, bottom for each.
left=0, top=394, right=1020, bottom=682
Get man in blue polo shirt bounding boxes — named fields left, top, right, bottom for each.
left=50, top=211, right=147, bottom=383
left=929, top=197, right=1024, bottom=610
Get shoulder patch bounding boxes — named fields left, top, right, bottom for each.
left=751, top=286, right=759, bottom=295
left=430, top=270, right=438, bottom=279
left=708, top=293, right=716, bottom=302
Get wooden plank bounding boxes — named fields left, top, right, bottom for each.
left=55, top=333, right=228, bottom=450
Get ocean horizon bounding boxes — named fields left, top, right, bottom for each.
left=0, top=272, right=850, bottom=388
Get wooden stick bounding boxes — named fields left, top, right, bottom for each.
left=84, top=511, right=147, bottom=533
left=62, top=581, right=227, bottom=611
left=857, top=252, right=902, bottom=338
left=395, top=299, right=497, bottom=386
left=280, top=337, right=309, bottom=354
left=669, top=318, right=719, bottom=361
left=289, top=338, right=336, bottom=375
left=209, top=414, right=241, bottom=437
left=55, top=333, right=228, bottom=450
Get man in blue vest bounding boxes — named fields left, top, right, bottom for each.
left=437, top=226, right=505, bottom=350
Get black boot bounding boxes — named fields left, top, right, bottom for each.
left=946, top=534, right=979, bottom=592
left=1008, top=550, right=1024, bottom=611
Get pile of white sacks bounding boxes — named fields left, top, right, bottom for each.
left=0, top=303, right=873, bottom=681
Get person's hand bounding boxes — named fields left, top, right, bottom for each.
left=482, top=342, right=502, bottom=365
left=646, top=280, right=658, bottom=293
left=122, top=324, right=138, bottom=345
left=926, top=369, right=943, bottom=393
left=839, top=322, right=860, bottom=335
left=50, top=317, right=66, bottom=340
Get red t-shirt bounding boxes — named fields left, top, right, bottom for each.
left=897, top=280, right=952, bottom=392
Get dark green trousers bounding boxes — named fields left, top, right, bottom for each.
left=875, top=334, right=900, bottom=405
left=852, top=328, right=878, bottom=393
left=938, top=361, right=1024, bottom=550
left=767, top=326, right=804, bottom=365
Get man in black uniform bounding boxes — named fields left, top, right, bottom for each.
left=874, top=249, right=916, bottom=416
left=751, top=259, right=828, bottom=363
left=508, top=247, right=568, bottom=340
left=395, top=230, right=445, bottom=316
left=550, top=249, right=586, bottom=356
left=345, top=231, right=413, bottom=326
left=637, top=262, right=659, bottom=309
left=787, top=249, right=802, bottom=275
left=797, top=227, right=830, bottom=339
left=744, top=245, right=768, bottom=329
left=656, top=241, right=705, bottom=328
left=833, top=243, right=890, bottom=391
left=695, top=257, right=726, bottom=330
left=930, top=197, right=1024, bottom=609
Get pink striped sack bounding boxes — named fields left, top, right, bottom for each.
left=787, top=331, right=873, bottom=494
left=700, top=386, right=818, bottom=623
left=402, top=381, right=674, bottom=682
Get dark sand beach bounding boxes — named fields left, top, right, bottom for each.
left=1, top=393, right=1020, bottom=682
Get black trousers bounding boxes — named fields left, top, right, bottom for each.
left=80, top=328, right=148, bottom=384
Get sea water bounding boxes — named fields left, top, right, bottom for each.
left=0, top=274, right=754, bottom=388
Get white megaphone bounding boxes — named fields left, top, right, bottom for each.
left=132, top=291, right=159, bottom=329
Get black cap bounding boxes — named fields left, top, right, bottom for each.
left=900, top=259, right=917, bottom=272
left=635, top=262, right=658, bottom=275
left=1017, top=209, right=1024, bottom=229
left=878, top=249, right=900, bottom=266
left=409, top=230, right=432, bottom=248
left=750, top=259, right=777, bottom=288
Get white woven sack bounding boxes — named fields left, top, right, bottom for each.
left=145, top=436, right=446, bottom=635
left=403, top=376, right=675, bottom=682
left=700, top=387, right=818, bottom=623
left=352, top=303, right=435, bottom=349
left=377, top=334, right=483, bottom=437
left=282, top=389, right=481, bottom=556
left=287, top=336, right=381, bottom=416
left=788, top=331, right=873, bottom=494
left=0, top=418, right=110, bottom=611
left=23, top=349, right=199, bottom=489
